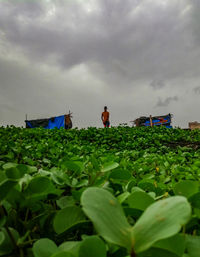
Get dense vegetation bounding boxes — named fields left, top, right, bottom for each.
left=0, top=126, right=200, bottom=257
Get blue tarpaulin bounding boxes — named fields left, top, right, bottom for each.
left=134, top=114, right=172, bottom=128
left=25, top=115, right=65, bottom=129
left=46, top=115, right=65, bottom=129
left=144, top=114, right=171, bottom=127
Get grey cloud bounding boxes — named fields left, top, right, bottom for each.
left=156, top=96, right=178, bottom=107
left=150, top=79, right=166, bottom=89
left=0, top=0, right=200, bottom=128
left=1, top=0, right=200, bottom=86
left=194, top=86, right=200, bottom=94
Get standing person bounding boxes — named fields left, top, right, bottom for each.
left=101, top=106, right=110, bottom=128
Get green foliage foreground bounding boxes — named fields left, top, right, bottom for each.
left=0, top=126, right=200, bottom=257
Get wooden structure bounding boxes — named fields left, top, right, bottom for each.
left=133, top=113, right=172, bottom=128
left=25, top=111, right=73, bottom=129
left=189, top=122, right=200, bottom=130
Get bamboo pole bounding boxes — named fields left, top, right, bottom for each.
left=150, top=115, right=153, bottom=127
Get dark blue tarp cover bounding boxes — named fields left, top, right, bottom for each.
left=135, top=114, right=172, bottom=128
left=47, top=115, right=65, bottom=129
left=144, top=114, right=171, bottom=127
left=26, top=115, right=65, bottom=129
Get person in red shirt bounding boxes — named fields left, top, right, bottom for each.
left=101, top=106, right=110, bottom=127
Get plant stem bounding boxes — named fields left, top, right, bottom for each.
left=25, top=208, right=29, bottom=223
left=89, top=171, right=101, bottom=186
left=131, top=250, right=136, bottom=257
left=19, top=248, right=24, bottom=257
left=0, top=205, right=18, bottom=254
left=5, top=226, right=18, bottom=251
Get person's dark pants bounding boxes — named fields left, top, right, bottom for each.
left=104, top=121, right=110, bottom=128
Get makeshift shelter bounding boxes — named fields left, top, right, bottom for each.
left=25, top=114, right=72, bottom=129
left=189, top=121, right=200, bottom=130
left=133, top=113, right=172, bottom=128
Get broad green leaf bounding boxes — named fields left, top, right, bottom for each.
left=25, top=177, right=52, bottom=194
left=33, top=238, right=59, bottom=257
left=127, top=191, right=154, bottom=211
left=17, top=164, right=30, bottom=173
left=0, top=172, right=6, bottom=184
left=117, top=192, right=130, bottom=204
left=81, top=187, right=132, bottom=249
left=0, top=180, right=17, bottom=201
left=24, top=177, right=61, bottom=202
left=51, top=252, right=75, bottom=257
left=5, top=167, right=26, bottom=179
left=174, top=181, right=199, bottom=198
left=138, top=180, right=156, bottom=192
left=189, top=192, right=200, bottom=208
left=56, top=196, right=76, bottom=209
left=79, top=236, right=106, bottom=257
left=53, top=206, right=86, bottom=234
left=0, top=232, right=4, bottom=244
left=59, top=241, right=81, bottom=257
left=132, top=196, right=191, bottom=253
left=81, top=188, right=191, bottom=255
left=2, top=163, right=17, bottom=170
left=101, top=162, right=119, bottom=173
left=61, top=161, right=83, bottom=173
left=131, top=187, right=144, bottom=193
left=109, top=168, right=132, bottom=180
left=90, top=156, right=101, bottom=171
left=138, top=247, right=179, bottom=257
left=0, top=217, right=6, bottom=228
left=153, top=234, right=185, bottom=256
left=186, top=235, right=200, bottom=257
left=0, top=228, right=19, bottom=256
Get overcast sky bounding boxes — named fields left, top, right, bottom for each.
left=0, top=0, right=200, bottom=128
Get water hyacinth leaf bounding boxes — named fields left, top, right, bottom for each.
left=0, top=180, right=17, bottom=201
left=127, top=191, right=154, bottom=211
left=138, top=247, right=180, bottom=257
left=59, top=241, right=81, bottom=257
left=81, top=188, right=132, bottom=250
left=189, top=192, right=200, bottom=208
left=2, top=163, right=17, bottom=170
left=101, top=162, right=119, bottom=173
left=186, top=235, right=200, bottom=257
left=153, top=234, right=186, bottom=256
left=132, top=196, right=191, bottom=253
left=79, top=236, right=106, bottom=257
left=33, top=238, right=59, bottom=257
left=25, top=177, right=52, bottom=194
left=109, top=168, right=132, bottom=180
left=16, top=164, right=30, bottom=174
left=56, top=196, right=76, bottom=209
left=5, top=167, right=26, bottom=179
left=61, top=161, right=83, bottom=173
left=126, top=180, right=137, bottom=192
left=53, top=206, right=86, bottom=234
left=24, top=177, right=61, bottom=200
left=0, top=228, right=19, bottom=256
left=138, top=180, right=156, bottom=192
left=51, top=252, right=75, bottom=257
left=0, top=231, right=4, bottom=244
left=0, top=216, right=6, bottom=228
left=174, top=181, right=199, bottom=198
left=0, top=172, right=6, bottom=184
left=117, top=192, right=130, bottom=204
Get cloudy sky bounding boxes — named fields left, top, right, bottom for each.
left=0, top=0, right=200, bottom=128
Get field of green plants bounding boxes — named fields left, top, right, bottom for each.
left=1, top=126, right=200, bottom=257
